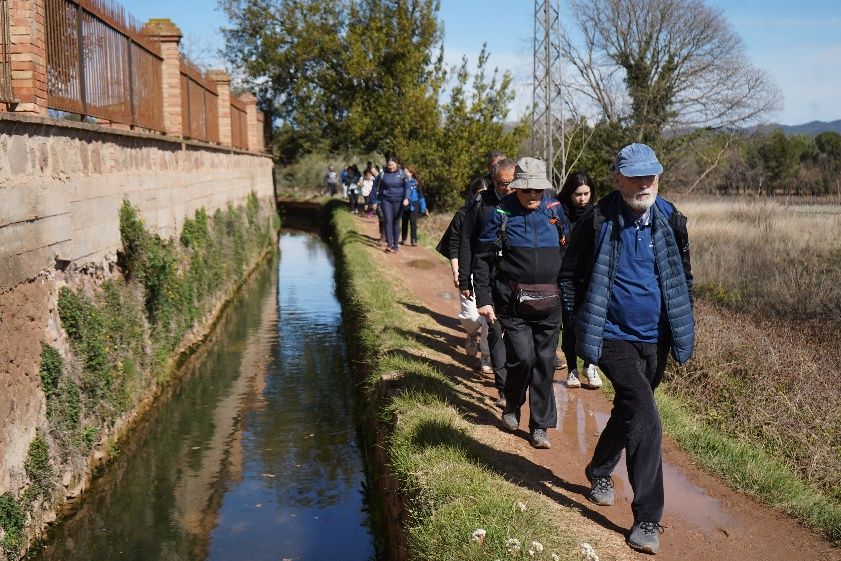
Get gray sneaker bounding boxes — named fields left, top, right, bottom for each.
left=627, top=521, right=663, bottom=554
left=585, top=463, right=614, bottom=506
left=530, top=428, right=551, bottom=449
left=501, top=407, right=519, bottom=431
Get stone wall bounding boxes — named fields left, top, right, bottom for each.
left=0, top=114, right=274, bottom=293
left=0, top=113, right=274, bottom=534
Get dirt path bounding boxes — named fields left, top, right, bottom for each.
left=353, top=213, right=839, bottom=560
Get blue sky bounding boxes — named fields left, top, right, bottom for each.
left=129, top=0, right=840, bottom=125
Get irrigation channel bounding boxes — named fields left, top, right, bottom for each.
left=29, top=231, right=377, bottom=561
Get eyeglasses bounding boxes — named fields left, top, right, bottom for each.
left=518, top=188, right=544, bottom=194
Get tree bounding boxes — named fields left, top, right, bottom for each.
left=561, top=0, right=781, bottom=143
left=221, top=0, right=526, bottom=208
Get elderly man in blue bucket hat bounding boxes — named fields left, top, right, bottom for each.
left=559, top=143, right=694, bottom=554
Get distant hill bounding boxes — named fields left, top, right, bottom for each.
left=759, top=120, right=841, bottom=136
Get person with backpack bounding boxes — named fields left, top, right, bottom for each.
left=346, top=164, right=362, bottom=214
left=556, top=171, right=603, bottom=389
left=460, top=158, right=517, bottom=404
left=324, top=165, right=340, bottom=196
left=559, top=143, right=694, bottom=554
left=473, top=157, right=571, bottom=449
left=371, top=156, right=410, bottom=253
left=400, top=164, right=427, bottom=246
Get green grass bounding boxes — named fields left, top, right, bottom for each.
left=331, top=201, right=593, bottom=560
left=657, top=391, right=841, bottom=543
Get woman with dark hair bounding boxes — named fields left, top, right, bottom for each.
left=558, top=171, right=603, bottom=389
left=371, top=156, right=411, bottom=253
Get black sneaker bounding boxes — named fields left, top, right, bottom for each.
left=585, top=463, right=614, bottom=506
left=627, top=521, right=664, bottom=554
left=530, top=428, right=551, bottom=449
left=494, top=391, right=507, bottom=409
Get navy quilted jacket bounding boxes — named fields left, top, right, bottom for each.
left=559, top=191, right=694, bottom=364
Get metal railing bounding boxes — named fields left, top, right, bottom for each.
left=45, top=0, right=164, bottom=131
left=0, top=0, right=12, bottom=102
left=180, top=59, right=219, bottom=143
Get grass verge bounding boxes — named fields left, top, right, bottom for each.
left=656, top=391, right=841, bottom=543
left=330, top=201, right=611, bottom=561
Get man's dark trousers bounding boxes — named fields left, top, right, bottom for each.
left=590, top=338, right=669, bottom=522
left=499, top=305, right=561, bottom=430
left=487, top=318, right=507, bottom=392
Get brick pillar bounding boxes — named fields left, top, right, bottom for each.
left=256, top=111, right=266, bottom=152
left=142, top=19, right=182, bottom=137
left=206, top=69, right=231, bottom=146
left=240, top=93, right=260, bottom=152
left=8, top=0, right=48, bottom=113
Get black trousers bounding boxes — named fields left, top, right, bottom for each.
left=499, top=305, right=561, bottom=430
left=401, top=208, right=418, bottom=243
left=561, top=309, right=590, bottom=371
left=487, top=318, right=507, bottom=392
left=590, top=338, right=669, bottom=522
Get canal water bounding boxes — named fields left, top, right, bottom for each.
left=29, top=231, right=375, bottom=561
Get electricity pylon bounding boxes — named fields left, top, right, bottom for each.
left=532, top=0, right=565, bottom=188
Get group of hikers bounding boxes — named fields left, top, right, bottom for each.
left=372, top=145, right=693, bottom=555
left=329, top=144, right=694, bottom=554
left=325, top=157, right=427, bottom=251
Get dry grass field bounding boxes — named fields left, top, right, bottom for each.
left=670, top=198, right=841, bottom=501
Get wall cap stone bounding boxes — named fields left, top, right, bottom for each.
left=0, top=113, right=271, bottom=158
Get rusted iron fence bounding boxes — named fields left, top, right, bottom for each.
left=180, top=59, right=219, bottom=143
left=45, top=0, right=164, bottom=131
left=230, top=96, right=248, bottom=150
left=0, top=0, right=12, bottom=102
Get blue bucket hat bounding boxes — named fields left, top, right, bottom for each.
left=614, top=143, right=663, bottom=177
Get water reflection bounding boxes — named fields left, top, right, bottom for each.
left=30, top=232, right=374, bottom=561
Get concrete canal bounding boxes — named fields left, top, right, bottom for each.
left=28, top=231, right=376, bottom=561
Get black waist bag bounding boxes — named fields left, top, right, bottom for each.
left=509, top=282, right=560, bottom=317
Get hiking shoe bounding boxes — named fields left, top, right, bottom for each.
left=494, top=391, right=507, bottom=409
left=501, top=407, right=519, bottom=431
left=411, top=240, right=418, bottom=246
left=585, top=463, right=614, bottom=506
left=627, top=521, right=664, bottom=554
left=530, top=428, right=551, bottom=449
left=465, top=333, right=479, bottom=357
left=554, top=355, right=567, bottom=370
left=584, top=364, right=603, bottom=389
left=480, top=356, right=493, bottom=375
left=566, top=370, right=581, bottom=388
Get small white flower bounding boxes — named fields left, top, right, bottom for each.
left=579, top=542, right=600, bottom=561
left=471, top=528, right=487, bottom=544
left=515, top=500, right=527, bottom=512
left=551, top=553, right=560, bottom=561
left=506, top=537, right=522, bottom=553
left=530, top=541, right=544, bottom=554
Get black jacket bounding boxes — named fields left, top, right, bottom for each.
left=458, top=188, right=505, bottom=290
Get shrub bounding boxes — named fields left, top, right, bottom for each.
left=0, top=493, right=25, bottom=556
left=38, top=344, right=63, bottom=398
